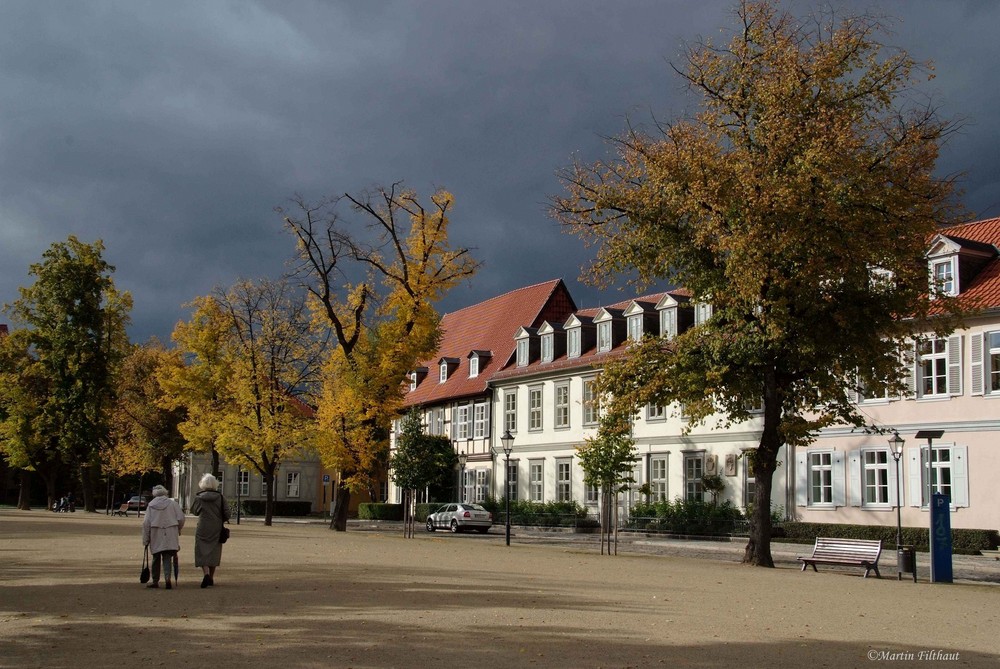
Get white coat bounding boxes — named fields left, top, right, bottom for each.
left=142, top=495, right=186, bottom=554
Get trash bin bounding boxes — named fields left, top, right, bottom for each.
left=897, top=545, right=916, bottom=582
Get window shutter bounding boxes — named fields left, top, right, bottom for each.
left=970, top=332, right=984, bottom=396
left=948, top=335, right=962, bottom=396
left=907, top=447, right=922, bottom=507
left=903, top=342, right=917, bottom=399
left=795, top=451, right=808, bottom=507
left=951, top=445, right=969, bottom=507
left=847, top=450, right=861, bottom=507
left=832, top=451, right=846, bottom=507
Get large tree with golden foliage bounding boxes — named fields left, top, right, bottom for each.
left=281, top=183, right=479, bottom=531
left=553, top=1, right=965, bottom=566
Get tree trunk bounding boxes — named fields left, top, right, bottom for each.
left=80, top=463, right=96, bottom=512
left=329, top=481, right=351, bottom=531
left=742, top=370, right=782, bottom=567
left=17, top=469, right=31, bottom=510
left=264, top=470, right=275, bottom=526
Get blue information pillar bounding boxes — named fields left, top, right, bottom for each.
left=929, top=492, right=953, bottom=583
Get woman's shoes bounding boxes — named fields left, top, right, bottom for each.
left=208, top=575, right=214, bottom=587
left=146, top=583, right=159, bottom=589
left=165, top=581, right=172, bottom=590
left=201, top=574, right=210, bottom=589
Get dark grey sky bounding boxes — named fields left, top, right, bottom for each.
left=2, top=1, right=998, bottom=342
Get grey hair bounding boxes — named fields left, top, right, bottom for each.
left=199, top=473, right=220, bottom=491
left=151, top=484, right=169, bottom=497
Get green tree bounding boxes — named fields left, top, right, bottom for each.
left=390, top=409, right=457, bottom=535
left=553, top=1, right=964, bottom=566
left=281, top=183, right=479, bottom=531
left=5, top=237, right=131, bottom=512
left=576, top=410, right=637, bottom=555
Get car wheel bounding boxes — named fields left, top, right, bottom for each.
left=450, top=519, right=460, bottom=533
left=426, top=518, right=435, bottom=532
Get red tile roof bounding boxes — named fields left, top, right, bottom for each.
left=939, top=217, right=1000, bottom=309
left=492, top=290, right=688, bottom=382
left=403, top=279, right=576, bottom=406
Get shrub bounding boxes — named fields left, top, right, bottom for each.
left=238, top=500, right=312, bottom=516
left=625, top=497, right=746, bottom=536
left=779, top=522, right=999, bottom=555
left=358, top=503, right=403, bottom=521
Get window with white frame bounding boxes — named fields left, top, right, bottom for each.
left=650, top=456, right=668, bottom=502
left=931, top=258, right=956, bottom=296
left=506, top=461, right=518, bottom=501
left=439, top=362, right=448, bottom=383
left=469, top=356, right=479, bottom=378
left=742, top=452, right=756, bottom=508
left=517, top=339, right=529, bottom=367
left=683, top=453, right=704, bottom=501
left=528, top=387, right=543, bottom=431
left=454, top=404, right=471, bottom=440
left=910, top=444, right=968, bottom=508
left=260, top=473, right=267, bottom=498
left=660, top=307, right=678, bottom=339
left=989, top=332, right=1000, bottom=393
left=597, top=321, right=612, bottom=352
left=475, top=469, right=489, bottom=503
left=646, top=404, right=665, bottom=421
left=428, top=407, right=445, bottom=435
left=286, top=471, right=300, bottom=498
left=556, top=460, right=572, bottom=501
left=567, top=328, right=581, bottom=358
left=554, top=383, right=570, bottom=429
left=530, top=461, right=544, bottom=502
left=473, top=402, right=488, bottom=439
left=409, top=372, right=417, bottom=391
left=861, top=450, right=890, bottom=506
left=977, top=331, right=1000, bottom=395
left=504, top=390, right=517, bottom=433
left=541, top=334, right=553, bottom=363
left=583, top=379, right=599, bottom=426
left=627, top=314, right=643, bottom=342
left=585, top=483, right=599, bottom=505
left=694, top=302, right=713, bottom=325
left=809, top=452, right=833, bottom=505
left=238, top=469, right=250, bottom=497
left=919, top=338, right=949, bottom=397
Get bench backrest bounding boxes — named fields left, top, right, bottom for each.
left=813, top=537, right=882, bottom=561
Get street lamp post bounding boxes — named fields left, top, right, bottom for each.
left=501, top=430, right=515, bottom=547
left=458, top=450, right=468, bottom=503
left=888, top=431, right=905, bottom=549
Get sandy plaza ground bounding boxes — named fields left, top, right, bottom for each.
left=0, top=510, right=998, bottom=669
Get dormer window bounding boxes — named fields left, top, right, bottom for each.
left=517, top=338, right=529, bottom=367
left=438, top=358, right=459, bottom=383
left=627, top=314, right=643, bottom=342
left=408, top=367, right=428, bottom=391
left=931, top=258, right=956, bottom=297
left=439, top=362, right=448, bottom=383
left=694, top=301, right=713, bottom=326
left=597, top=321, right=612, bottom=352
left=541, top=334, right=553, bottom=362
left=469, top=356, right=479, bottom=378
left=409, top=372, right=418, bottom=391
left=567, top=327, right=581, bottom=358
left=660, top=307, right=677, bottom=340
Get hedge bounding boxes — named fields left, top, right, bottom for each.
left=358, top=503, right=403, bottom=521
left=778, top=522, right=999, bottom=555
left=237, top=500, right=312, bottom=516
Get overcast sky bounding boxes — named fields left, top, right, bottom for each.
left=2, top=1, right=999, bottom=342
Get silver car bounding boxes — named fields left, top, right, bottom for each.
left=426, top=503, right=493, bottom=533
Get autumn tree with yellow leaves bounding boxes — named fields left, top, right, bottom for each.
left=553, top=1, right=964, bottom=566
left=164, top=279, right=326, bottom=526
left=281, top=183, right=479, bottom=531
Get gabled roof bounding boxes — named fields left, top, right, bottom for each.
left=938, top=217, right=1000, bottom=309
left=403, top=279, right=576, bottom=406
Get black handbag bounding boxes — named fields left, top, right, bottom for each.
left=219, top=525, right=230, bottom=544
left=140, top=546, right=150, bottom=583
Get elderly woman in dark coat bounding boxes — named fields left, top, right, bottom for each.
left=191, top=473, right=230, bottom=588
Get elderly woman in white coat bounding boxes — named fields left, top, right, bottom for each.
left=191, top=473, right=230, bottom=588
left=142, top=485, right=185, bottom=589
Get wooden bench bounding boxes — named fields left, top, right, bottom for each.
left=798, top=538, right=882, bottom=578
left=112, top=503, right=129, bottom=517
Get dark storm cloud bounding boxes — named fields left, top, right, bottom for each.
left=1, top=1, right=999, bottom=341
